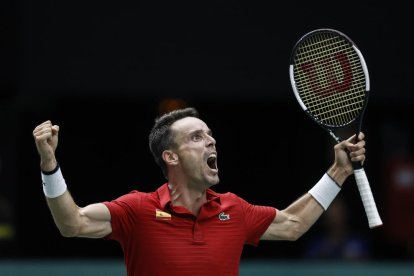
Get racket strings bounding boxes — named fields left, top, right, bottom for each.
left=293, top=32, right=367, bottom=126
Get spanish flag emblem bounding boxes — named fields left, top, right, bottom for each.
left=156, top=209, right=172, bottom=221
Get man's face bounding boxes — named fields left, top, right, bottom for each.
left=169, top=117, right=219, bottom=187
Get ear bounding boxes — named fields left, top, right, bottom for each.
left=162, top=150, right=179, bottom=166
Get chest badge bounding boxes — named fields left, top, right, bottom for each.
left=218, top=212, right=230, bottom=221
left=156, top=209, right=172, bottom=221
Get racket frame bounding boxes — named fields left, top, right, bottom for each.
left=289, top=28, right=370, bottom=143
left=288, top=28, right=383, bottom=228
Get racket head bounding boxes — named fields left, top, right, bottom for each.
left=289, top=28, right=370, bottom=131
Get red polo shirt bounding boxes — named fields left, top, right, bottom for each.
left=103, top=184, right=276, bottom=276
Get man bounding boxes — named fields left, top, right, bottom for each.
left=33, top=107, right=366, bottom=276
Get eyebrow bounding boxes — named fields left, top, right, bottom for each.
left=190, top=128, right=213, bottom=136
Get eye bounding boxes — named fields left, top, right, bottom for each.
left=192, top=133, right=202, bottom=141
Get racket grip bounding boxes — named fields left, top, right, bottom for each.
left=354, top=168, right=383, bottom=228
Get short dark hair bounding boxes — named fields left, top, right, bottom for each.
left=149, top=107, right=199, bottom=178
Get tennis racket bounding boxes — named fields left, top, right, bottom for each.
left=289, top=28, right=383, bottom=228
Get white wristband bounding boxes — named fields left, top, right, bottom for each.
left=308, top=173, right=341, bottom=210
left=41, top=166, right=67, bottom=198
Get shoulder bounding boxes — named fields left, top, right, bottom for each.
left=102, top=189, right=159, bottom=217
left=217, top=191, right=248, bottom=201
left=115, top=190, right=146, bottom=201
left=212, top=191, right=247, bottom=206
left=221, top=192, right=244, bottom=201
left=106, top=189, right=156, bottom=207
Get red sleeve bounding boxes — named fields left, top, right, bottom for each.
left=237, top=195, right=276, bottom=246
left=102, top=190, right=142, bottom=242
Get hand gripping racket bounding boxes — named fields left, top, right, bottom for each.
left=289, top=28, right=383, bottom=228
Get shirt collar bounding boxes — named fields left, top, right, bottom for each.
left=157, top=183, right=221, bottom=210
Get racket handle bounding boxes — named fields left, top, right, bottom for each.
left=353, top=168, right=383, bottom=228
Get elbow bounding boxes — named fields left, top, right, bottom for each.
left=285, top=222, right=309, bottom=241
left=53, top=213, right=84, bottom=238
left=57, top=225, right=80, bottom=238
left=285, top=229, right=302, bottom=241
left=60, top=230, right=77, bottom=238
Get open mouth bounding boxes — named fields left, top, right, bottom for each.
left=207, top=154, right=217, bottom=170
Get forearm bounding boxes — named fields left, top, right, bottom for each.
left=286, top=193, right=324, bottom=224
left=264, top=134, right=366, bottom=241
left=263, top=172, right=340, bottom=241
left=281, top=155, right=354, bottom=238
left=290, top=171, right=344, bottom=235
left=41, top=164, right=112, bottom=238
left=262, top=193, right=323, bottom=241
left=284, top=193, right=324, bottom=238
left=292, top=134, right=361, bottom=232
left=46, top=190, right=83, bottom=237
left=42, top=164, right=81, bottom=237
left=34, top=122, right=111, bottom=238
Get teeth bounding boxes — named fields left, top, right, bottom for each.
left=207, top=153, right=217, bottom=169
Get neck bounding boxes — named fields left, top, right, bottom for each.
left=168, top=181, right=207, bottom=216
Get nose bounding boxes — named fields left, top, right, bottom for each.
left=206, top=134, right=216, bottom=147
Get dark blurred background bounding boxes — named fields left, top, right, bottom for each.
left=1, top=0, right=414, bottom=263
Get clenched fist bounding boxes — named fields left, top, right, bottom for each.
left=33, top=120, right=59, bottom=172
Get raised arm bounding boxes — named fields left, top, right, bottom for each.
left=33, top=121, right=112, bottom=238
left=261, top=132, right=366, bottom=241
